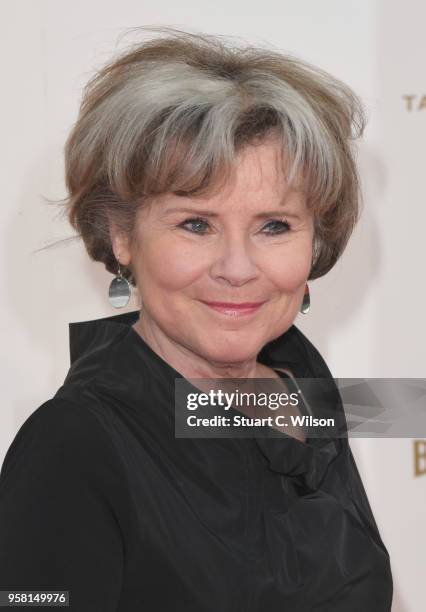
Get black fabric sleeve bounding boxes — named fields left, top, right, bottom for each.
left=346, top=443, right=389, bottom=553
left=0, top=398, right=124, bottom=611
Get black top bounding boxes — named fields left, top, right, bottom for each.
left=0, top=310, right=393, bottom=611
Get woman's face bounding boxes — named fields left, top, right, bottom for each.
left=116, top=137, right=314, bottom=369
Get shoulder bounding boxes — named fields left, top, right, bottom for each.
left=6, top=395, right=107, bottom=448
left=0, top=395, right=122, bottom=484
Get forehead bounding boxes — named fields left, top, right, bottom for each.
left=161, top=143, right=306, bottom=211
left=140, top=138, right=309, bottom=218
left=202, top=139, right=301, bottom=202
left=160, top=191, right=308, bottom=220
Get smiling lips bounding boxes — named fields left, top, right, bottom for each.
left=199, top=300, right=267, bottom=317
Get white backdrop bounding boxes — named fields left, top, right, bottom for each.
left=0, top=1, right=425, bottom=610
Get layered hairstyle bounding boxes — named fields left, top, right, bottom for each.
left=62, top=26, right=366, bottom=287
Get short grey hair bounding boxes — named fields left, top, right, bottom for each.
left=62, top=26, right=366, bottom=286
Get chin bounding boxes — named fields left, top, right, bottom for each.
left=198, top=338, right=261, bottom=367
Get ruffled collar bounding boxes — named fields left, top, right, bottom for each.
left=66, top=309, right=345, bottom=494
left=255, top=434, right=340, bottom=494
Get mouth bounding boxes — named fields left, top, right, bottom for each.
left=199, top=300, right=267, bottom=317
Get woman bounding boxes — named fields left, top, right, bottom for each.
left=0, top=27, right=392, bottom=611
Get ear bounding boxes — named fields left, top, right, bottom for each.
left=109, top=221, right=132, bottom=266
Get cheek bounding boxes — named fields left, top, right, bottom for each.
left=265, top=241, right=312, bottom=292
left=137, top=233, right=205, bottom=291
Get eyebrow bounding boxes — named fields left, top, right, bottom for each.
left=163, top=206, right=301, bottom=219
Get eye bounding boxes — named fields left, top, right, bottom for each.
left=177, top=217, right=292, bottom=235
left=178, top=217, right=210, bottom=234
left=262, top=219, right=291, bottom=234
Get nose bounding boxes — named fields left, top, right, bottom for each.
left=209, top=234, right=259, bottom=286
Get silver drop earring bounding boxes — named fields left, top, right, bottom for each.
left=108, top=256, right=131, bottom=308
left=300, top=283, right=310, bottom=314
